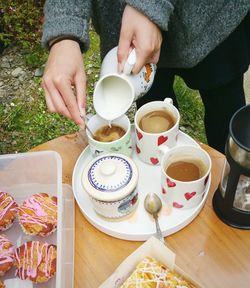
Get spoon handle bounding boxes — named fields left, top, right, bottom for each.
left=154, top=214, right=165, bottom=244
left=85, top=123, right=95, bottom=138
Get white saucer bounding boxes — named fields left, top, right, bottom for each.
left=72, top=130, right=210, bottom=241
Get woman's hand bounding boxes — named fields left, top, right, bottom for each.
left=42, top=39, right=86, bottom=128
left=118, top=5, right=162, bottom=74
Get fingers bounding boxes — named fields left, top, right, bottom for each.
left=53, top=77, right=84, bottom=127
left=131, top=31, right=161, bottom=74
left=118, top=5, right=162, bottom=75
left=149, top=51, right=161, bottom=65
left=42, top=75, right=84, bottom=127
left=42, top=79, right=72, bottom=120
left=42, top=83, right=56, bottom=113
left=42, top=39, right=86, bottom=127
left=74, top=72, right=86, bottom=118
left=132, top=47, right=160, bottom=74
left=117, top=28, right=133, bottom=73
left=132, top=49, right=149, bottom=74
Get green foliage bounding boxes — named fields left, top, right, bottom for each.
left=0, top=79, right=78, bottom=154
left=174, top=76, right=207, bottom=144
left=0, top=0, right=46, bottom=67
left=84, top=29, right=101, bottom=111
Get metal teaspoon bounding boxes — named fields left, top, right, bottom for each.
left=144, top=193, right=165, bottom=244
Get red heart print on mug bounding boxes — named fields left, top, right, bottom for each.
left=204, top=175, right=209, bottom=185
left=150, top=157, right=159, bottom=165
left=162, top=187, right=166, bottom=194
left=136, top=129, right=143, bottom=140
left=135, top=145, right=141, bottom=154
left=158, top=135, right=168, bottom=146
left=184, top=192, right=196, bottom=200
left=173, top=202, right=183, bottom=208
left=166, top=178, right=176, bottom=188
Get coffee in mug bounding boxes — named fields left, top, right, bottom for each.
left=94, top=124, right=126, bottom=142
left=165, top=159, right=207, bottom=182
left=139, top=110, right=175, bottom=133
left=86, top=114, right=132, bottom=158
left=134, top=98, right=180, bottom=165
left=161, top=145, right=212, bottom=209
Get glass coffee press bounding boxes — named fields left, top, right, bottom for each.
left=213, top=105, right=250, bottom=229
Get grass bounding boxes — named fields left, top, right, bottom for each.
left=0, top=79, right=78, bottom=154
left=0, top=29, right=207, bottom=154
left=174, top=77, right=207, bottom=144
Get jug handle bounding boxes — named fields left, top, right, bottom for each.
left=123, top=49, right=136, bottom=75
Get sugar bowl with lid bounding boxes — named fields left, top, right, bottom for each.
left=81, top=153, right=139, bottom=219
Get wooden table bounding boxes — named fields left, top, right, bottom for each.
left=32, top=131, right=250, bottom=288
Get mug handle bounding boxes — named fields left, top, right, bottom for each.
left=158, top=145, right=170, bottom=155
left=164, top=98, right=173, bottom=105
left=123, top=49, right=136, bottom=75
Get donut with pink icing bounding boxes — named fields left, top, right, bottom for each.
left=15, top=240, right=57, bottom=283
left=0, top=191, right=18, bottom=231
left=0, top=235, right=15, bottom=276
left=18, top=193, right=57, bottom=237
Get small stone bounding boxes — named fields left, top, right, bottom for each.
left=180, top=126, right=186, bottom=132
left=11, top=67, right=23, bottom=78
left=34, top=67, right=44, bottom=77
left=1, top=62, right=11, bottom=69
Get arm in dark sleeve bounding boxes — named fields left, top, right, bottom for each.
left=41, top=0, right=92, bottom=52
left=125, top=0, right=176, bottom=30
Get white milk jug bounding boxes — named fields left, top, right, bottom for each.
left=93, top=46, right=156, bottom=121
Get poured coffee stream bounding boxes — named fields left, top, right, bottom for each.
left=139, top=110, right=175, bottom=133
left=94, top=124, right=126, bottom=142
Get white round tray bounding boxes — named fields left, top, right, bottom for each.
left=72, top=130, right=210, bottom=241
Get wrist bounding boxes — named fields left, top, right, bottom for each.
left=49, top=36, right=84, bottom=52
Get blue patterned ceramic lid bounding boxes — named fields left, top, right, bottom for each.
left=82, top=154, right=138, bottom=201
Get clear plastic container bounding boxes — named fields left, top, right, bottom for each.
left=0, top=151, right=74, bottom=288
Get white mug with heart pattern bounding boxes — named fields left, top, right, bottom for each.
left=161, top=145, right=211, bottom=209
left=134, top=98, right=180, bottom=165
